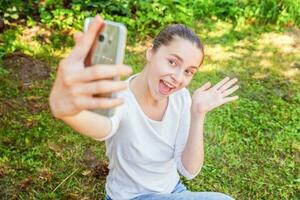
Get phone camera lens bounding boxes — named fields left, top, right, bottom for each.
left=99, top=34, right=105, bottom=42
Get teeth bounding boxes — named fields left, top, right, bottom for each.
left=162, top=80, right=175, bottom=89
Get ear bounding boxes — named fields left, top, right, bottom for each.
left=146, top=45, right=154, bottom=62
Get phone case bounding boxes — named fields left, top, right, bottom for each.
left=84, top=18, right=127, bottom=117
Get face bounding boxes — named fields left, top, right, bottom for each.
left=145, top=36, right=203, bottom=101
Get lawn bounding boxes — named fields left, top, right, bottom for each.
left=0, top=19, right=299, bottom=199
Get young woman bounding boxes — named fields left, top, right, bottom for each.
left=49, top=15, right=239, bottom=200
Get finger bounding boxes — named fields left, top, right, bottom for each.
left=65, top=65, right=132, bottom=85
left=72, top=80, right=127, bottom=95
left=219, top=78, right=238, bottom=92
left=73, top=31, right=84, bottom=45
left=221, top=85, right=239, bottom=97
left=75, top=97, right=124, bottom=110
left=70, top=15, right=105, bottom=60
left=223, top=96, right=239, bottom=104
left=197, top=82, right=211, bottom=92
left=212, top=77, right=230, bottom=90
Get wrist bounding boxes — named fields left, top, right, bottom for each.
left=191, top=111, right=206, bottom=119
left=191, top=102, right=207, bottom=118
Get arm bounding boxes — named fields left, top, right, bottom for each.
left=49, top=15, right=131, bottom=140
left=60, top=110, right=112, bottom=141
left=181, top=113, right=205, bottom=175
left=58, top=96, right=127, bottom=141
left=181, top=77, right=239, bottom=177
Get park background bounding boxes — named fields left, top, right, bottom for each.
left=0, top=0, right=299, bottom=199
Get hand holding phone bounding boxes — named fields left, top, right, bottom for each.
left=49, top=15, right=132, bottom=119
left=84, top=18, right=127, bottom=116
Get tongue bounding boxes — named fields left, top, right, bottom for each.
left=159, top=80, right=171, bottom=95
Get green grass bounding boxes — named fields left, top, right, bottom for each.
left=0, top=20, right=299, bottom=199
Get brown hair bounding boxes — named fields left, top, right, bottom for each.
left=152, top=24, right=204, bottom=65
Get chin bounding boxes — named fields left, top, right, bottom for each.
left=148, top=78, right=174, bottom=101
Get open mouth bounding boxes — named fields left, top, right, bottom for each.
left=158, top=79, right=176, bottom=95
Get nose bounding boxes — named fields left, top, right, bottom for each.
left=171, top=69, right=184, bottom=85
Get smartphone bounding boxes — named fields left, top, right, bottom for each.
left=84, top=17, right=127, bottom=117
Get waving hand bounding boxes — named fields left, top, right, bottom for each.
left=191, top=77, right=239, bottom=115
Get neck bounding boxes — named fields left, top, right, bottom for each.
left=130, top=69, right=165, bottom=107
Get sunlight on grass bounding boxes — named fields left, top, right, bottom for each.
left=206, top=21, right=233, bottom=38
left=252, top=72, right=269, bottom=80
left=257, top=32, right=300, bottom=54
left=259, top=59, right=273, bottom=68
left=205, top=45, right=241, bottom=62
left=283, top=68, right=300, bottom=79
left=199, top=63, right=219, bottom=72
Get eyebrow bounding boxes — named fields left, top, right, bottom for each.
left=170, top=53, right=199, bottom=69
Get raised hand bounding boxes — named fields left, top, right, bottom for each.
left=191, top=77, right=239, bottom=115
left=49, top=15, right=132, bottom=119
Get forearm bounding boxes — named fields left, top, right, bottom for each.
left=181, top=113, right=205, bottom=175
left=60, top=110, right=112, bottom=140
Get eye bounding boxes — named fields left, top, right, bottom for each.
left=185, top=70, right=195, bottom=76
left=168, top=59, right=177, bottom=67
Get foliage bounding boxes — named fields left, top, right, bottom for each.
left=0, top=0, right=299, bottom=39
left=193, top=0, right=300, bottom=27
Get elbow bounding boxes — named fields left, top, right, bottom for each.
left=185, top=161, right=204, bottom=175
left=187, top=166, right=203, bottom=177
left=185, top=174, right=195, bottom=180
left=184, top=165, right=203, bottom=180
left=182, top=158, right=204, bottom=177
left=93, top=129, right=115, bottom=141
left=177, top=158, right=203, bottom=180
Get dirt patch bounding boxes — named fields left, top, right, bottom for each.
left=82, top=147, right=109, bottom=179
left=0, top=17, right=4, bottom=33
left=3, top=52, right=51, bottom=89
left=0, top=97, right=49, bottom=115
left=0, top=52, right=51, bottom=127
left=19, top=176, right=32, bottom=190
left=0, top=165, right=7, bottom=177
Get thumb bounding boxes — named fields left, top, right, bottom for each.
left=70, top=15, right=105, bottom=60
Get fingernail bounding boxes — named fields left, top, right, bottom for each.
left=95, top=15, right=100, bottom=20
left=94, top=15, right=103, bottom=23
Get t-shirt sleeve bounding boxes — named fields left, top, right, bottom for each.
left=94, top=92, right=128, bottom=141
left=174, top=88, right=201, bottom=180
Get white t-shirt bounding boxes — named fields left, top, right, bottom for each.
left=97, top=74, right=200, bottom=199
